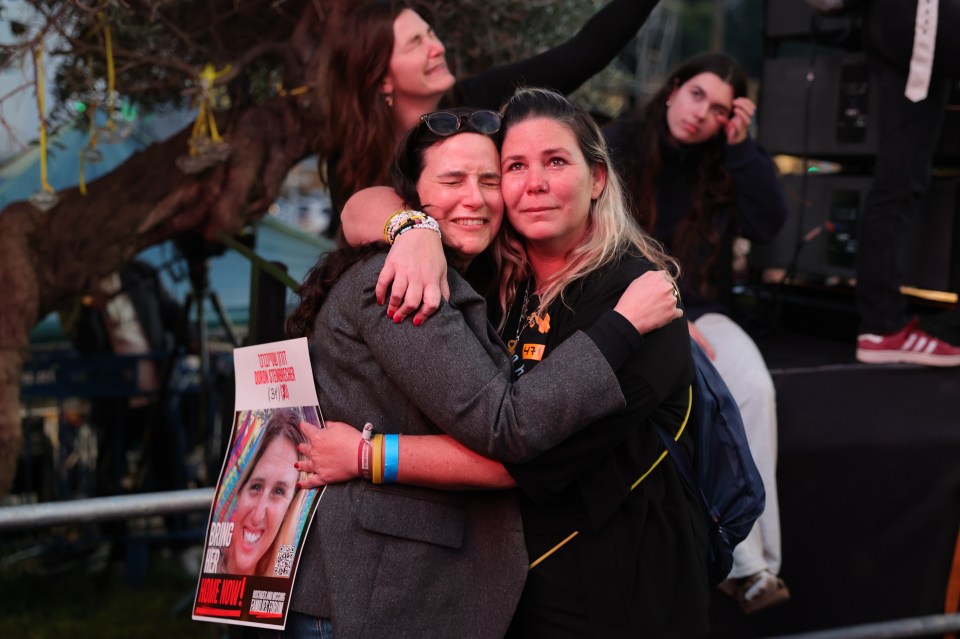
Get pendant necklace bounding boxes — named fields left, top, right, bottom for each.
left=511, top=277, right=537, bottom=355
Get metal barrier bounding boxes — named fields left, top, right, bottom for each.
left=0, top=488, right=214, bottom=532
left=3, top=489, right=959, bottom=639
left=761, top=613, right=960, bottom=639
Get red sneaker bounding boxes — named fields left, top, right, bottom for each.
left=857, top=319, right=960, bottom=366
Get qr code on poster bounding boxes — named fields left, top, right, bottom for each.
left=274, top=544, right=295, bottom=577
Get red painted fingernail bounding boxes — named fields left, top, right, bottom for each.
left=387, top=309, right=394, bottom=319
left=413, top=317, right=422, bottom=327
left=394, top=315, right=402, bottom=323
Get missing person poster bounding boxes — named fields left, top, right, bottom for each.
left=193, top=337, right=324, bottom=630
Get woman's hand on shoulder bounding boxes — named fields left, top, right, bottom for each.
left=296, top=421, right=363, bottom=488
left=725, top=97, right=756, bottom=145
left=343, top=186, right=449, bottom=324
left=377, top=228, right=450, bottom=325
left=613, top=270, right=683, bottom=334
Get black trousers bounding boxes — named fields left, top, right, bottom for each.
left=855, top=0, right=959, bottom=334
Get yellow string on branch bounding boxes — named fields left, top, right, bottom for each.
left=104, top=22, right=115, bottom=109
left=277, top=83, right=310, bottom=97
left=186, top=64, right=231, bottom=155
left=100, top=14, right=119, bottom=138
left=79, top=99, right=100, bottom=195
left=79, top=14, right=115, bottom=194
left=34, top=44, right=54, bottom=195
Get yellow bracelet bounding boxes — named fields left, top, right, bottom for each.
left=382, top=209, right=409, bottom=243
left=371, top=434, right=384, bottom=484
left=383, top=209, right=432, bottom=244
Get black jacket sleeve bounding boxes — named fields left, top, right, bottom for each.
left=584, top=309, right=645, bottom=371
left=725, top=138, right=789, bottom=242
left=458, top=0, right=660, bottom=108
left=505, top=258, right=693, bottom=524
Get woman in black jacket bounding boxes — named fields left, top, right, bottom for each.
left=606, top=52, right=792, bottom=614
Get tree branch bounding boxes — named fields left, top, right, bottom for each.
left=152, top=6, right=205, bottom=55
left=0, top=112, right=26, bottom=151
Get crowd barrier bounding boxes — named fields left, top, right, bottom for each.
left=1, top=487, right=959, bottom=638
left=0, top=488, right=214, bottom=532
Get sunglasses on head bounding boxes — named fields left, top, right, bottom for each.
left=419, top=110, right=502, bottom=136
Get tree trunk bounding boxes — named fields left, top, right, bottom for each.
left=0, top=88, right=324, bottom=499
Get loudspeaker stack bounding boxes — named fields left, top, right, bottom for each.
left=751, top=0, right=960, bottom=295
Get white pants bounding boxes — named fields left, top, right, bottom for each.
left=693, top=313, right=782, bottom=579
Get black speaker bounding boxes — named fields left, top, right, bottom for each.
left=758, top=54, right=960, bottom=162
left=765, top=0, right=860, bottom=41
left=750, top=174, right=960, bottom=293
left=758, top=53, right=878, bottom=158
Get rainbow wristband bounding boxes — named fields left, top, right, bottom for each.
left=371, top=434, right=384, bottom=484
left=382, top=434, right=399, bottom=483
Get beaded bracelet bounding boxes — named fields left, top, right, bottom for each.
left=396, top=217, right=441, bottom=240
left=383, top=209, right=423, bottom=243
left=383, top=209, right=440, bottom=244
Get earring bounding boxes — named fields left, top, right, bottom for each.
left=383, top=92, right=394, bottom=108
left=666, top=99, right=672, bottom=107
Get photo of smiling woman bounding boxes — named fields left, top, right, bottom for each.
left=203, top=407, right=318, bottom=578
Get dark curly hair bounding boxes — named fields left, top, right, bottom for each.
left=285, top=243, right=388, bottom=339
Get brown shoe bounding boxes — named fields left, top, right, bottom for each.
left=716, top=577, right=740, bottom=599
left=737, top=570, right=790, bottom=614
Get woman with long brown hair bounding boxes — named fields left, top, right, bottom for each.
left=322, top=0, right=660, bottom=232
left=607, top=52, right=791, bottom=613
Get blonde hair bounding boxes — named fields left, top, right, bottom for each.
left=494, top=87, right=679, bottom=328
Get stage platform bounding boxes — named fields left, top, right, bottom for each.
left=709, top=287, right=960, bottom=637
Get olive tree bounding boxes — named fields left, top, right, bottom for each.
left=0, top=0, right=604, bottom=499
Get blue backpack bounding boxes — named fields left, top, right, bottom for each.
left=657, top=339, right=766, bottom=585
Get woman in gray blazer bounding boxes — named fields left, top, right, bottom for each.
left=278, top=108, right=681, bottom=639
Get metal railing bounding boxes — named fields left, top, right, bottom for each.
left=0, top=488, right=214, bottom=532
left=2, top=489, right=959, bottom=639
